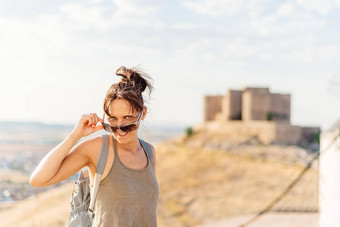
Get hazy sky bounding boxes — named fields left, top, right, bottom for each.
left=0, top=0, right=339, bottom=131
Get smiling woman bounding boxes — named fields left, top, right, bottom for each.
left=29, top=65, right=159, bottom=227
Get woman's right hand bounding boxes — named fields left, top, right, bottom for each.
left=71, top=113, right=104, bottom=139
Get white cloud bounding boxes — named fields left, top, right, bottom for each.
left=225, top=60, right=248, bottom=67
left=114, top=0, right=159, bottom=16
left=259, top=52, right=272, bottom=61
left=37, top=0, right=165, bottom=33
left=171, top=38, right=215, bottom=62
left=59, top=3, right=108, bottom=30
left=57, top=2, right=154, bottom=31
left=277, top=2, right=296, bottom=17
left=182, top=0, right=244, bottom=16
left=181, top=0, right=327, bottom=38
left=91, top=0, right=102, bottom=3
left=296, top=0, right=340, bottom=14
left=182, top=0, right=270, bottom=17
left=317, top=44, right=340, bottom=61
left=224, top=38, right=260, bottom=57
left=0, top=17, right=51, bottom=79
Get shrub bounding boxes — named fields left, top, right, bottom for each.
left=266, top=112, right=272, bottom=121
left=186, top=127, right=193, bottom=137
left=313, top=130, right=321, bottom=144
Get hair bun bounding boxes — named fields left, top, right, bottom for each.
left=116, top=66, right=134, bottom=82
left=114, top=64, right=153, bottom=96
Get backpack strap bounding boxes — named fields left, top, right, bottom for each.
left=89, top=134, right=109, bottom=213
left=139, top=138, right=154, bottom=164
left=95, top=134, right=109, bottom=175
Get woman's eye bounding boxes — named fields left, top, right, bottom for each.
left=108, top=118, right=116, bottom=123
left=109, top=116, right=131, bottom=120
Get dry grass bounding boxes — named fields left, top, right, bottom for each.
left=156, top=139, right=318, bottom=227
left=0, top=134, right=318, bottom=227
left=0, top=183, right=73, bottom=227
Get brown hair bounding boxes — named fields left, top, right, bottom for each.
left=103, top=65, right=154, bottom=117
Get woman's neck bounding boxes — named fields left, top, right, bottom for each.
left=113, top=135, right=142, bottom=155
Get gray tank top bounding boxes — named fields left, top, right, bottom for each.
left=93, top=135, right=159, bottom=227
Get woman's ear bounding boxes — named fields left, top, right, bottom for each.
left=142, top=106, right=147, bottom=121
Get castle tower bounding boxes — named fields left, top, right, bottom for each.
left=242, top=87, right=290, bottom=123
left=203, top=95, right=223, bottom=122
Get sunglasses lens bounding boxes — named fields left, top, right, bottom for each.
left=102, top=123, right=108, bottom=131
left=120, top=124, right=138, bottom=132
left=103, top=123, right=118, bottom=133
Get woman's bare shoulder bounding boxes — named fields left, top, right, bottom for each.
left=144, top=141, right=156, bottom=167
left=82, top=135, right=104, bottom=167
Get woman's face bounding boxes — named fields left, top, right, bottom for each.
left=107, top=99, right=146, bottom=144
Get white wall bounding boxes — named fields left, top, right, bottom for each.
left=319, top=129, right=340, bottom=227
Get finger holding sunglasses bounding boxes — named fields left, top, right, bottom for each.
left=70, top=113, right=104, bottom=139
left=88, top=113, right=104, bottom=127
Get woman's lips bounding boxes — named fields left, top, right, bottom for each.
left=118, top=132, right=128, bottom=137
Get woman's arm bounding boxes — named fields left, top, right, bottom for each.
left=29, top=133, right=83, bottom=187
left=29, top=113, right=103, bottom=187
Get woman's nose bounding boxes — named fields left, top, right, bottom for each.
left=117, top=119, right=126, bottom=127
left=114, top=118, right=122, bottom=124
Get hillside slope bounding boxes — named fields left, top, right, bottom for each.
left=0, top=182, right=73, bottom=227
left=156, top=137, right=318, bottom=227
left=0, top=132, right=318, bottom=227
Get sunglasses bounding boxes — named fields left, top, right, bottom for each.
left=102, top=111, right=143, bottom=134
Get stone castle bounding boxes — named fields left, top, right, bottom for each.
left=194, top=87, right=320, bottom=145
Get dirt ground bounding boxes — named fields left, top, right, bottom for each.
left=198, top=212, right=318, bottom=227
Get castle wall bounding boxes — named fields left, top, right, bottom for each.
left=269, top=93, right=290, bottom=123
left=242, top=88, right=271, bottom=121
left=228, top=90, right=243, bottom=120
left=242, top=87, right=270, bottom=93
left=301, top=126, right=321, bottom=142
left=275, top=123, right=302, bottom=145
left=204, top=95, right=223, bottom=122
left=241, top=88, right=290, bottom=123
left=216, top=92, right=230, bottom=122
left=242, top=90, right=252, bottom=121
left=194, top=121, right=303, bottom=145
